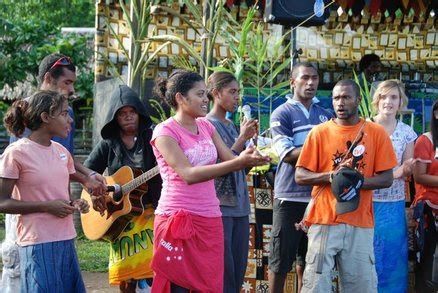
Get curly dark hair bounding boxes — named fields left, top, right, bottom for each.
left=290, top=62, right=317, bottom=79
left=358, top=53, right=381, bottom=73
left=333, top=79, right=361, bottom=99
left=153, top=70, right=204, bottom=109
left=3, top=91, right=66, bottom=137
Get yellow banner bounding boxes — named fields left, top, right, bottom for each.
left=108, top=207, right=155, bottom=285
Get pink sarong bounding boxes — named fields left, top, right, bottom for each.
left=151, top=210, right=224, bottom=292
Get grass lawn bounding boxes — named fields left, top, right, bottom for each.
left=76, top=233, right=109, bottom=272
left=0, top=224, right=109, bottom=272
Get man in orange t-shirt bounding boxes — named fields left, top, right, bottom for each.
left=295, top=79, right=397, bottom=293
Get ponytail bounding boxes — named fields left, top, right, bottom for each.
left=153, top=70, right=204, bottom=109
left=4, top=100, right=29, bottom=137
left=3, top=91, right=66, bottom=137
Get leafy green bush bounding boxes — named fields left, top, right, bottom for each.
left=0, top=213, right=5, bottom=226
left=0, top=1, right=95, bottom=100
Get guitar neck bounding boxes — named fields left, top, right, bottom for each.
left=121, top=166, right=160, bottom=194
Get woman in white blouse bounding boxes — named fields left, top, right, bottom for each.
left=371, top=80, right=417, bottom=293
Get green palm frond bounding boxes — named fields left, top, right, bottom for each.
left=149, top=99, right=173, bottom=124
left=170, top=55, right=198, bottom=72
left=182, top=0, right=203, bottom=25
left=353, top=70, right=374, bottom=118
left=145, top=35, right=206, bottom=68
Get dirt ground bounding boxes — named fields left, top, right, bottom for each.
left=0, top=271, right=118, bottom=292
left=82, top=272, right=118, bottom=293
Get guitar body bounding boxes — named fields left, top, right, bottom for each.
left=81, top=166, right=148, bottom=242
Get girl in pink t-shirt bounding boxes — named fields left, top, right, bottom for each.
left=0, top=91, right=89, bottom=292
left=150, top=70, right=269, bottom=292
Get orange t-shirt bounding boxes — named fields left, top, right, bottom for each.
left=296, top=119, right=397, bottom=228
left=414, top=134, right=438, bottom=206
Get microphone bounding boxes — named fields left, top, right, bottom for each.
left=241, top=104, right=251, bottom=120
left=241, top=105, right=257, bottom=147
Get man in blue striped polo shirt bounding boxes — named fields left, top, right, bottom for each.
left=268, top=62, right=332, bottom=293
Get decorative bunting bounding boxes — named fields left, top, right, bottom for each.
left=369, top=0, right=382, bottom=15
left=401, top=0, right=410, bottom=10
left=387, top=0, right=401, bottom=15
left=337, top=0, right=350, bottom=9
left=351, top=0, right=365, bottom=16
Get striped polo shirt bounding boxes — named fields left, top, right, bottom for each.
left=270, top=95, right=332, bottom=202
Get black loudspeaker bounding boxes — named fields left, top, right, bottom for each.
left=264, top=0, right=330, bottom=27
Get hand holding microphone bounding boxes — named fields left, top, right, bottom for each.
left=241, top=105, right=252, bottom=121
left=240, top=105, right=258, bottom=146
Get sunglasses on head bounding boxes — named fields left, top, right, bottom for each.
left=49, top=56, right=72, bottom=71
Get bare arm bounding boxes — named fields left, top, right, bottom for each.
left=283, top=147, right=302, bottom=165
left=296, top=166, right=393, bottom=190
left=230, top=135, right=247, bottom=154
left=69, top=169, right=89, bottom=185
left=362, top=169, right=393, bottom=190
left=295, top=166, right=331, bottom=185
left=70, top=159, right=107, bottom=196
left=154, top=135, right=269, bottom=185
left=393, top=141, right=415, bottom=179
left=73, top=159, right=94, bottom=177
left=413, top=161, right=438, bottom=187
left=0, top=178, right=76, bottom=217
left=212, top=130, right=236, bottom=162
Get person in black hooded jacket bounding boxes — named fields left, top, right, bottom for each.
left=84, top=85, right=162, bottom=292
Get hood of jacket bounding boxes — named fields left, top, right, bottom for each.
left=101, top=85, right=152, bottom=139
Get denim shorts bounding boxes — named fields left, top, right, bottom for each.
left=19, top=239, right=85, bottom=293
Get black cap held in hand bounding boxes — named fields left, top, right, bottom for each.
left=331, top=167, right=364, bottom=215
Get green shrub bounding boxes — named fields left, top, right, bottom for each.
left=0, top=213, right=5, bottom=226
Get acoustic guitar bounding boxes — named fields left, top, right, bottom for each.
left=80, top=165, right=160, bottom=242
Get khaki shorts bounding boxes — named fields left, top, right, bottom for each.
left=302, top=224, right=377, bottom=293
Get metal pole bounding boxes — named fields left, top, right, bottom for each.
left=200, top=0, right=214, bottom=79
left=290, top=27, right=297, bottom=70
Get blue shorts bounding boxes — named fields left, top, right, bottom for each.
left=19, top=239, right=85, bottom=293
